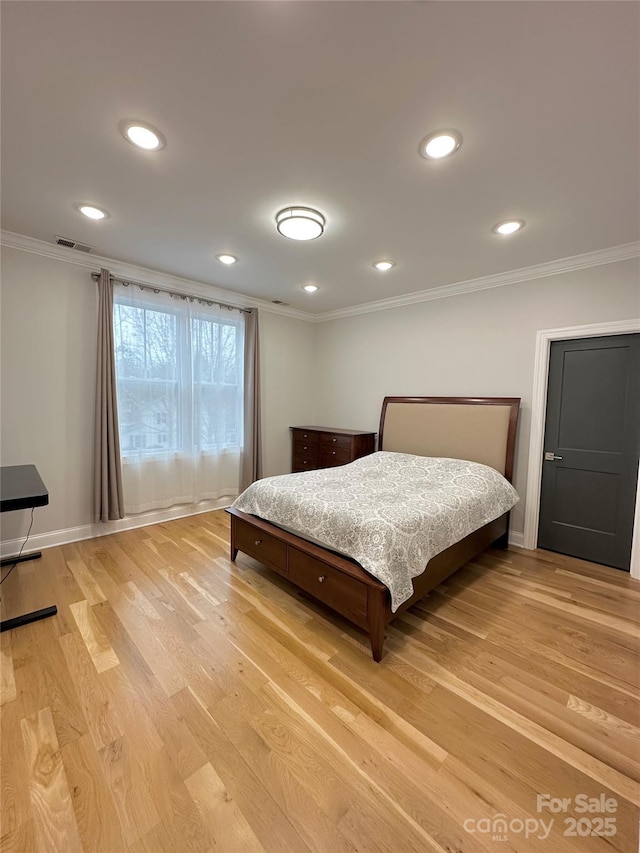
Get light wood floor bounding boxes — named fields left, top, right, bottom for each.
left=1, top=510, right=638, bottom=853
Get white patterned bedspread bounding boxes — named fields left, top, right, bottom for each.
left=232, top=451, right=519, bottom=611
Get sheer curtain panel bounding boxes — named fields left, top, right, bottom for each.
left=113, top=284, right=245, bottom=513
left=94, top=268, right=125, bottom=521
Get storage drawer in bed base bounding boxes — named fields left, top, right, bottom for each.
left=288, top=547, right=368, bottom=626
left=233, top=517, right=287, bottom=574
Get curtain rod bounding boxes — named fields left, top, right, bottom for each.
left=91, top=271, right=252, bottom=314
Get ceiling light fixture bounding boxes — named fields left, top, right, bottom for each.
left=373, top=260, right=396, bottom=271
left=216, top=254, right=237, bottom=265
left=276, top=207, right=325, bottom=241
left=493, top=219, right=525, bottom=236
left=420, top=130, right=462, bottom=160
left=122, top=121, right=165, bottom=151
left=303, top=284, right=319, bottom=293
left=78, top=204, right=108, bottom=220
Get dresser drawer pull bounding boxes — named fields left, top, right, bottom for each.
left=332, top=437, right=337, bottom=442
left=318, top=575, right=326, bottom=583
left=303, top=461, right=309, bottom=465
left=254, top=539, right=262, bottom=546
left=303, top=445, right=308, bottom=450
left=303, top=433, right=308, bottom=438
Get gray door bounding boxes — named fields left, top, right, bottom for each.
left=538, top=334, right=640, bottom=570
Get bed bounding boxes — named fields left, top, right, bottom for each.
left=227, top=396, right=520, bottom=661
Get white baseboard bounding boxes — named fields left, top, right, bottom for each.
left=508, top=530, right=525, bottom=548
left=0, top=497, right=236, bottom=559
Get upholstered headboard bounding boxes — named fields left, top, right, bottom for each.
left=378, top=396, right=520, bottom=482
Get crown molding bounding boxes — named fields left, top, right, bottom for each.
left=314, top=241, right=640, bottom=323
left=0, top=230, right=316, bottom=323
left=4, top=230, right=638, bottom=325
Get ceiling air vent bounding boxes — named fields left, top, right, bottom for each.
left=54, top=236, right=94, bottom=253
left=271, top=299, right=289, bottom=305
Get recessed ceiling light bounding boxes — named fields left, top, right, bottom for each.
left=493, top=219, right=525, bottom=235
left=276, top=207, right=325, bottom=241
left=216, top=254, right=237, bottom=265
left=373, top=260, right=396, bottom=271
left=122, top=121, right=164, bottom=151
left=78, top=204, right=108, bottom=220
left=420, top=130, right=462, bottom=160
left=303, top=284, right=319, bottom=293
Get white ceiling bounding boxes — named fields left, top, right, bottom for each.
left=1, top=1, right=638, bottom=313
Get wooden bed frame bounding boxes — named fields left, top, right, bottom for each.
left=228, top=396, right=520, bottom=661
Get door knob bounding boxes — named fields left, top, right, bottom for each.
left=544, top=452, right=563, bottom=461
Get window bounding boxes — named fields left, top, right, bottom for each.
left=192, top=315, right=241, bottom=448
left=114, top=291, right=244, bottom=458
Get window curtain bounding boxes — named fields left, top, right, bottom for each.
left=240, top=308, right=262, bottom=491
left=94, top=268, right=125, bottom=522
left=113, top=284, right=244, bottom=513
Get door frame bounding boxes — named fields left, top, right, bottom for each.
left=523, top=318, right=640, bottom=579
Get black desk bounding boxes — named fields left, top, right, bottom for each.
left=0, top=465, right=57, bottom=632
left=1, top=465, right=49, bottom=514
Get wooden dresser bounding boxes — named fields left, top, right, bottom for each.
left=290, top=426, right=376, bottom=473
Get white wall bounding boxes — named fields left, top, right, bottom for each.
left=1, top=249, right=97, bottom=542
left=313, top=259, right=640, bottom=538
left=259, top=310, right=316, bottom=478
left=0, top=247, right=315, bottom=544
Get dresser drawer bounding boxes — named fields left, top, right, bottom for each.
left=234, top=518, right=287, bottom=573
left=320, top=433, right=353, bottom=452
left=319, top=446, right=352, bottom=467
left=288, top=548, right=368, bottom=625
left=293, top=439, right=320, bottom=459
left=292, top=455, right=318, bottom=472
left=291, top=429, right=320, bottom=445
